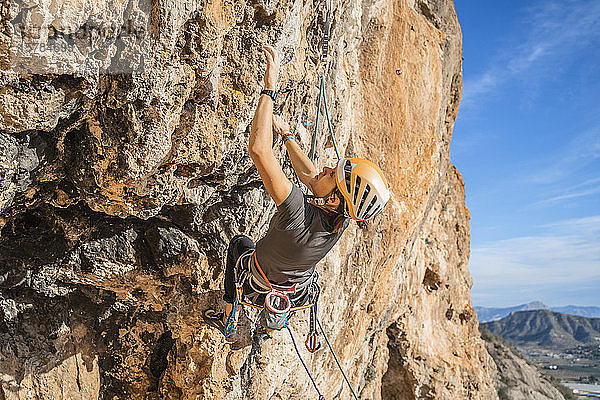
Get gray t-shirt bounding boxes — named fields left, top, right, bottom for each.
left=254, top=184, right=349, bottom=289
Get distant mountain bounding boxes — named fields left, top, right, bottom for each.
left=483, top=310, right=600, bottom=351
left=551, top=305, right=600, bottom=319
left=475, top=302, right=600, bottom=322
left=475, top=301, right=549, bottom=322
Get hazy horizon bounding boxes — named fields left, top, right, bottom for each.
left=474, top=301, right=600, bottom=309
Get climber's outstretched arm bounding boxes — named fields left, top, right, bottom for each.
left=272, top=116, right=318, bottom=189
left=249, top=46, right=292, bottom=206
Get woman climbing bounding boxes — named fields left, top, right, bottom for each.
left=203, top=45, right=390, bottom=340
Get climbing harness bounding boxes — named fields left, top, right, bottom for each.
left=224, top=250, right=319, bottom=334
left=222, top=249, right=358, bottom=400
left=261, top=288, right=293, bottom=330
left=252, top=251, right=298, bottom=330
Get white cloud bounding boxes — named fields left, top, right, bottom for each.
left=541, top=215, right=600, bottom=233
left=469, top=215, right=600, bottom=306
left=560, top=177, right=600, bottom=192
left=535, top=185, right=600, bottom=205
left=461, top=0, right=600, bottom=107
left=450, top=129, right=494, bottom=157
left=508, top=1, right=600, bottom=73
left=531, top=177, right=600, bottom=206
left=524, top=125, right=600, bottom=184
left=507, top=44, right=547, bottom=74
left=461, top=73, right=499, bottom=107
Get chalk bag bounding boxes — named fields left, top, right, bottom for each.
left=259, top=290, right=292, bottom=330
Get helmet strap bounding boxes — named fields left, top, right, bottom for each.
left=306, top=188, right=338, bottom=211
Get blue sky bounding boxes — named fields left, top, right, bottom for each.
left=452, top=0, right=600, bottom=308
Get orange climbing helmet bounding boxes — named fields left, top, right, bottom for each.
left=335, top=157, right=390, bottom=221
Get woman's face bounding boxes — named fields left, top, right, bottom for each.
left=309, top=166, right=337, bottom=197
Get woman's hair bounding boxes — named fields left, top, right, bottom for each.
left=311, top=188, right=365, bottom=233
left=331, top=189, right=369, bottom=232
left=331, top=189, right=348, bottom=233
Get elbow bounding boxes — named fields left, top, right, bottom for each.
left=248, top=145, right=269, bottom=161
left=248, top=127, right=271, bottom=159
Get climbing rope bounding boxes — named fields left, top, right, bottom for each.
left=301, top=4, right=359, bottom=397
left=286, top=311, right=360, bottom=400
left=287, top=326, right=326, bottom=400
left=286, top=3, right=358, bottom=399
left=309, top=0, right=341, bottom=164
left=310, top=74, right=341, bottom=162
left=317, top=315, right=360, bottom=400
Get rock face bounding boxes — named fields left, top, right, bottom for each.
left=481, top=327, right=569, bottom=400
left=0, top=0, right=499, bottom=399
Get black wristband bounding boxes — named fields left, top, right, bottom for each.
left=260, top=89, right=278, bottom=102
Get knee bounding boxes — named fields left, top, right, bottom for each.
left=230, top=234, right=248, bottom=244
left=228, top=235, right=244, bottom=253
left=229, top=234, right=254, bottom=249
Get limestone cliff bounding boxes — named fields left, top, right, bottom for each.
left=0, top=0, right=498, bottom=399
left=481, top=327, right=571, bottom=400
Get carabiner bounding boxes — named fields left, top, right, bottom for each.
left=305, top=331, right=321, bottom=353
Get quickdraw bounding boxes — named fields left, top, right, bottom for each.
left=309, top=0, right=340, bottom=164
left=305, top=302, right=321, bottom=353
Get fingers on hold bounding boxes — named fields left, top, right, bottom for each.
left=262, top=47, right=272, bottom=61
left=264, top=45, right=277, bottom=61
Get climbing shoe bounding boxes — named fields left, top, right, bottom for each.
left=202, top=309, right=237, bottom=339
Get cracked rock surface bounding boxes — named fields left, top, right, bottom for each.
left=1, top=0, right=501, bottom=399
left=482, top=328, right=568, bottom=400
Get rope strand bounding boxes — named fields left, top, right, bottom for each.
left=321, top=74, right=340, bottom=159
left=310, top=1, right=340, bottom=164
left=316, top=315, right=360, bottom=400
left=287, top=326, right=326, bottom=400
left=310, top=72, right=340, bottom=162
